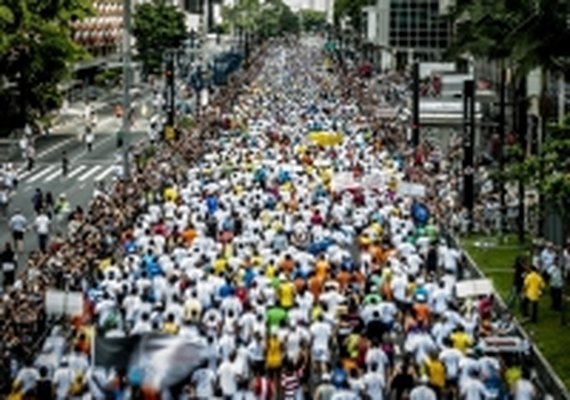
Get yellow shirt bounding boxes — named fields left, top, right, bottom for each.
left=425, top=358, right=446, bottom=388
left=524, top=272, right=545, bottom=301
left=279, top=282, right=295, bottom=308
left=213, top=258, right=228, bottom=275
left=451, top=332, right=473, bottom=353
left=163, top=187, right=178, bottom=202
left=163, top=322, right=179, bottom=335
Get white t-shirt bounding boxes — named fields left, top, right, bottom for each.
left=409, top=385, right=437, bottom=400
left=513, top=379, right=535, bottom=400
left=53, top=367, right=73, bottom=399
left=191, top=368, right=216, bottom=398
left=459, top=378, right=489, bottom=400
left=34, top=214, right=50, bottom=235
left=217, top=360, right=239, bottom=395
left=362, top=371, right=385, bottom=399
left=439, top=347, right=463, bottom=379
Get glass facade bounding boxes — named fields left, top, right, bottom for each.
left=388, top=0, right=450, bottom=51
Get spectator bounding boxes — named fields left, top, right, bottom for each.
left=522, top=266, right=545, bottom=323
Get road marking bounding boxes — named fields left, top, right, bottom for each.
left=17, top=168, right=37, bottom=180
left=78, top=165, right=102, bottom=181
left=26, top=165, right=57, bottom=183
left=37, top=137, right=76, bottom=159
left=67, top=165, right=87, bottom=178
left=94, top=165, right=116, bottom=181
left=44, top=168, right=63, bottom=182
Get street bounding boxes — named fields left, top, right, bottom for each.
left=0, top=108, right=148, bottom=259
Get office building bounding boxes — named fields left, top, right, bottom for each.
left=364, top=0, right=453, bottom=68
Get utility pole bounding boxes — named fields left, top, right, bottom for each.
left=463, top=80, right=476, bottom=231
left=516, top=76, right=528, bottom=244
left=499, top=63, right=507, bottom=234
left=412, top=62, right=420, bottom=147
left=166, top=50, right=176, bottom=128
left=120, top=0, right=132, bottom=180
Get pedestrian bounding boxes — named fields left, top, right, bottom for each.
left=85, top=126, right=94, bottom=153
left=44, top=192, right=54, bottom=218
left=31, top=188, right=43, bottom=214
left=522, top=266, right=545, bottom=323
left=507, top=255, right=527, bottom=310
left=0, top=185, right=9, bottom=219
left=34, top=210, right=50, bottom=253
left=1, top=242, right=17, bottom=287
left=62, top=151, right=69, bottom=178
left=19, top=135, right=28, bottom=160
left=26, top=144, right=36, bottom=171
left=8, top=209, right=27, bottom=253
left=546, top=259, right=563, bottom=311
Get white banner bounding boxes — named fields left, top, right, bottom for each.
left=331, top=172, right=358, bottom=192
left=455, top=279, right=494, bottom=298
left=362, top=173, right=385, bottom=190
left=45, top=290, right=84, bottom=316
left=398, top=181, right=427, bottom=198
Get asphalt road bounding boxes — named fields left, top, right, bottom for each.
left=0, top=112, right=149, bottom=266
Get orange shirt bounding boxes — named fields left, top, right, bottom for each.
left=308, top=276, right=323, bottom=300
left=413, top=303, right=431, bottom=325
left=281, top=259, right=295, bottom=275
left=315, top=260, right=329, bottom=280
left=337, top=270, right=351, bottom=292
left=294, top=277, right=306, bottom=293
left=181, top=228, right=197, bottom=245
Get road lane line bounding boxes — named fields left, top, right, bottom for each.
left=78, top=165, right=102, bottom=181
left=67, top=165, right=87, bottom=178
left=37, top=137, right=76, bottom=159
left=26, top=165, right=57, bottom=183
left=94, top=165, right=116, bottom=181
left=43, top=168, right=63, bottom=182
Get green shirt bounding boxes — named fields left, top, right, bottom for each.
left=267, top=306, right=288, bottom=328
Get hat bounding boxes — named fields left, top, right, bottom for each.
left=321, top=373, right=331, bottom=381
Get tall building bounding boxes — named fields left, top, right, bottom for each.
left=70, top=0, right=124, bottom=57
left=364, top=0, right=453, bottom=68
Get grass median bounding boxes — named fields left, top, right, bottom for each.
left=461, top=234, right=570, bottom=390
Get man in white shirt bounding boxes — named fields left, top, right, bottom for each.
left=191, top=362, right=217, bottom=399
left=362, top=363, right=385, bottom=400
left=409, top=376, right=437, bottom=400
left=34, top=210, right=51, bottom=253
left=217, top=352, right=241, bottom=398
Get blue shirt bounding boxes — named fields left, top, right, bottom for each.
left=9, top=214, right=27, bottom=232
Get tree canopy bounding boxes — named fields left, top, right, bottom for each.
left=447, top=0, right=570, bottom=76
left=299, top=9, right=326, bottom=32
left=221, top=0, right=299, bottom=38
left=133, top=0, right=188, bottom=77
left=0, top=0, right=92, bottom=127
left=333, top=0, right=371, bottom=31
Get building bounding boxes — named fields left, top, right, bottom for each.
left=364, top=0, right=453, bottom=69
left=71, top=0, right=124, bottom=58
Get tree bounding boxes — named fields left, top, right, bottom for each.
left=299, top=9, right=326, bottom=32
left=132, top=0, right=188, bottom=78
left=333, top=0, right=371, bottom=31
left=221, top=0, right=299, bottom=39
left=0, top=0, right=92, bottom=127
left=446, top=0, right=570, bottom=242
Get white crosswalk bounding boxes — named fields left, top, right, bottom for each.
left=17, top=163, right=117, bottom=185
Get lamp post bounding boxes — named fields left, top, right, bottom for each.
left=463, top=80, right=476, bottom=231
left=119, top=0, right=132, bottom=180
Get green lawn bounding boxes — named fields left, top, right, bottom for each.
left=461, top=234, right=570, bottom=391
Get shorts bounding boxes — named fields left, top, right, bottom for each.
left=12, top=231, right=24, bottom=241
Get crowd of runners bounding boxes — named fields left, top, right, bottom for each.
left=0, top=38, right=541, bottom=400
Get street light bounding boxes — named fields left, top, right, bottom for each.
left=119, top=0, right=132, bottom=180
